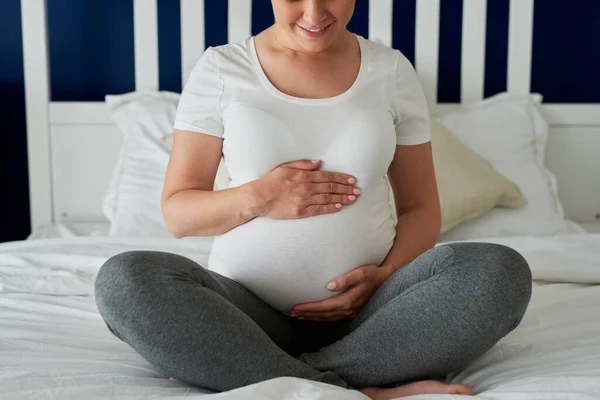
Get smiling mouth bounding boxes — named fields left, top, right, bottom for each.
left=297, top=22, right=333, bottom=33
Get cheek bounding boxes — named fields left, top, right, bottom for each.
left=331, top=1, right=355, bottom=24
left=272, top=6, right=301, bottom=26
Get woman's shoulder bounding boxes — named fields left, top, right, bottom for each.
left=360, top=36, right=398, bottom=57
left=359, top=36, right=412, bottom=72
left=189, top=39, right=256, bottom=83
left=207, top=39, right=253, bottom=66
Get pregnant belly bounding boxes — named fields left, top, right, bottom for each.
left=207, top=190, right=396, bottom=313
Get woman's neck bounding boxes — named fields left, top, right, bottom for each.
left=264, top=24, right=353, bottom=60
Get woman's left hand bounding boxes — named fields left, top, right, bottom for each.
left=289, top=265, right=390, bottom=321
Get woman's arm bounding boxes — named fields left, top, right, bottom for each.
left=379, top=141, right=441, bottom=278
left=161, top=130, right=260, bottom=238
left=288, top=142, right=440, bottom=320
left=161, top=130, right=360, bottom=238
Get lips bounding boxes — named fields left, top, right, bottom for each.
left=302, top=25, right=328, bottom=32
left=297, top=22, right=333, bottom=38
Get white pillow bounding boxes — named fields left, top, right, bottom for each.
left=104, top=91, right=230, bottom=237
left=436, top=92, right=584, bottom=241
left=104, top=91, right=181, bottom=237
left=104, top=91, right=581, bottom=239
left=429, top=118, right=526, bottom=232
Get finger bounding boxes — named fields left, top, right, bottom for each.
left=300, top=203, right=343, bottom=217
left=299, top=315, right=353, bottom=322
left=327, top=268, right=365, bottom=292
left=311, top=171, right=357, bottom=185
left=291, top=296, right=347, bottom=314
left=279, top=159, right=321, bottom=171
left=301, top=314, right=353, bottom=322
left=312, top=182, right=361, bottom=196
left=295, top=310, right=355, bottom=319
left=308, top=193, right=357, bottom=206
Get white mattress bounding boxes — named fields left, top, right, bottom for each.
left=1, top=234, right=600, bottom=399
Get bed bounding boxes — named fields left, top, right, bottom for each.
left=9, top=0, right=600, bottom=399
left=2, top=233, right=600, bottom=399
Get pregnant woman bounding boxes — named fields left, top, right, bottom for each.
left=95, top=1, right=532, bottom=398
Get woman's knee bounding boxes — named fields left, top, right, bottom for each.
left=94, top=251, right=150, bottom=319
left=95, top=250, right=210, bottom=305
left=95, top=251, right=149, bottom=295
left=448, top=242, right=532, bottom=327
left=95, top=251, right=194, bottom=320
left=484, top=243, right=532, bottom=309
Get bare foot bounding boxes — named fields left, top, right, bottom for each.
left=360, top=380, right=473, bottom=399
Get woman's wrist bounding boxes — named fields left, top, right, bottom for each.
left=238, top=180, right=270, bottom=219
left=378, top=264, right=396, bottom=281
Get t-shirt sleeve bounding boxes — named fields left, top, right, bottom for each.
left=392, top=51, right=431, bottom=146
left=173, top=47, right=224, bottom=137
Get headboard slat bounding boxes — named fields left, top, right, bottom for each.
left=228, top=0, right=252, bottom=44
left=133, top=0, right=159, bottom=91
left=368, top=0, right=393, bottom=47
left=180, top=0, right=206, bottom=86
left=461, top=0, right=487, bottom=103
left=415, top=0, right=441, bottom=107
left=21, top=0, right=53, bottom=230
left=508, top=0, right=535, bottom=94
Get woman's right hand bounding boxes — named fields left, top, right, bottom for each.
left=250, top=159, right=361, bottom=220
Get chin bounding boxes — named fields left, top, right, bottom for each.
left=297, top=40, right=334, bottom=53
left=291, top=24, right=340, bottom=53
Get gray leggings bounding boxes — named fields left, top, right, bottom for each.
left=94, top=242, right=531, bottom=392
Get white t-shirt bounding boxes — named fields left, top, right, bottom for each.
left=174, top=35, right=431, bottom=313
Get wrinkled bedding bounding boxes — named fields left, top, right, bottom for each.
left=1, top=234, right=599, bottom=399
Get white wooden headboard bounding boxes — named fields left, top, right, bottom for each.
left=20, top=0, right=600, bottom=231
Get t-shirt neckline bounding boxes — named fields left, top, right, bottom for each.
left=248, top=34, right=368, bottom=105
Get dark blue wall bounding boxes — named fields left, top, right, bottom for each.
left=1, top=0, right=29, bottom=242
left=2, top=0, right=600, bottom=242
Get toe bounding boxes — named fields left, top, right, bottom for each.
left=448, top=384, right=474, bottom=395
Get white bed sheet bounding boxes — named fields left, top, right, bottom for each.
left=27, top=221, right=112, bottom=240
left=1, top=234, right=599, bottom=399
